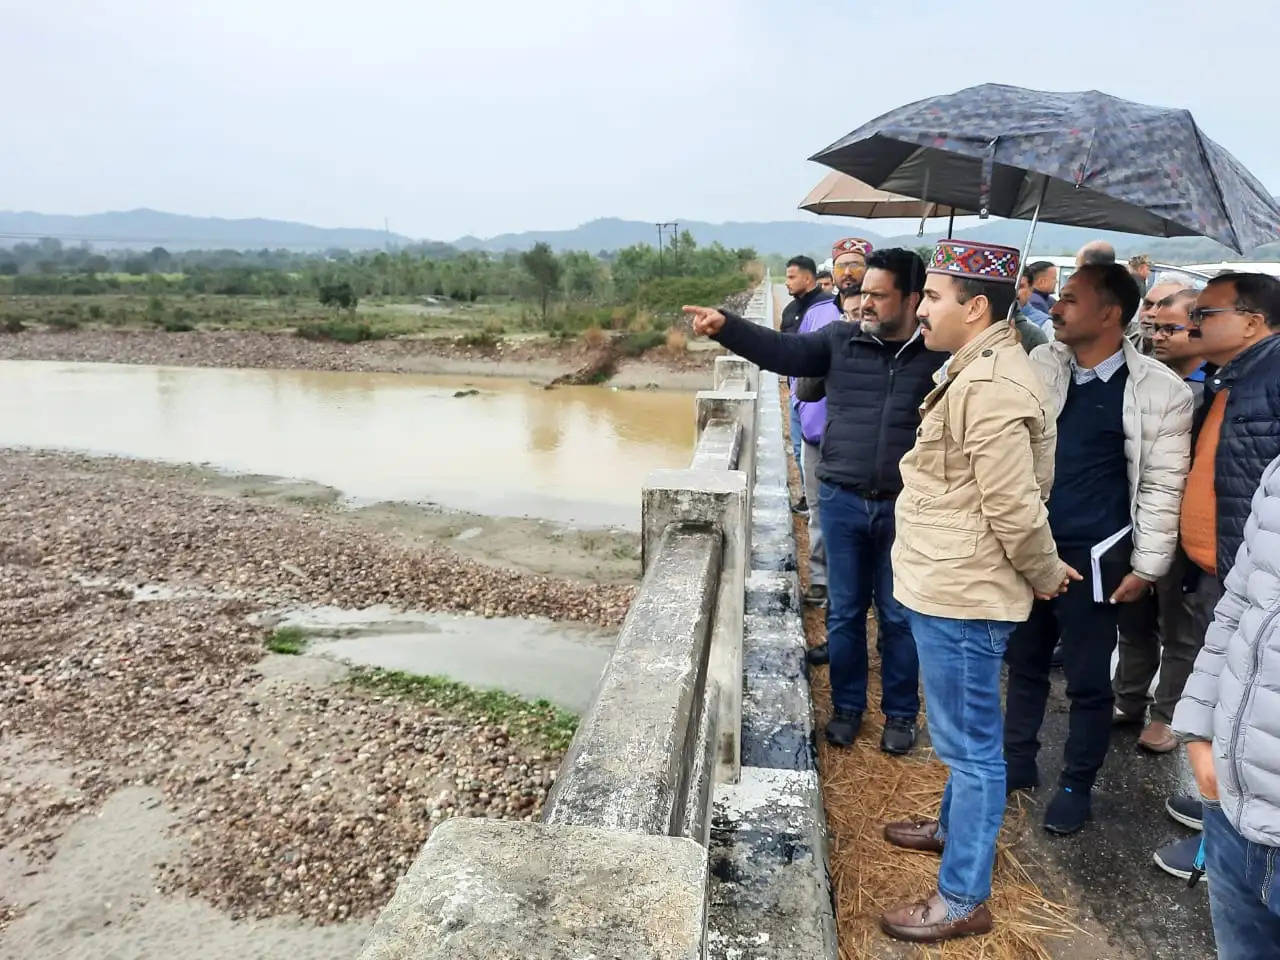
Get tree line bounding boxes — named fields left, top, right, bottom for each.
left=0, top=234, right=759, bottom=319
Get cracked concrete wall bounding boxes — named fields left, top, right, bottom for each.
left=358, top=819, right=709, bottom=960
left=544, top=524, right=721, bottom=835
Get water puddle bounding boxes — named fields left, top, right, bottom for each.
left=0, top=360, right=696, bottom=528
left=259, top=604, right=615, bottom=714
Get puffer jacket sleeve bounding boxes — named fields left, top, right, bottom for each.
left=1172, top=517, right=1255, bottom=741
left=1130, top=375, right=1193, bottom=580
left=952, top=378, right=1067, bottom=596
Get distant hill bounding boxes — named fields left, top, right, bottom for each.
left=451, top=217, right=882, bottom=257
left=4, top=208, right=1278, bottom=263
left=456, top=216, right=1280, bottom=264
left=0, top=208, right=411, bottom=251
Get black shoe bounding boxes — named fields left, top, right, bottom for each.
left=825, top=710, right=862, bottom=747
left=1050, top=642, right=1065, bottom=670
left=1006, top=765, right=1041, bottom=796
left=1166, top=794, right=1204, bottom=831
left=791, top=497, right=809, bottom=515
left=805, top=642, right=829, bottom=666
left=880, top=717, right=917, bottom=755
left=1044, top=786, right=1092, bottom=835
left=803, top=584, right=828, bottom=606
left=1153, top=835, right=1207, bottom=882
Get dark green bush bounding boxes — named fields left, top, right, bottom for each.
left=296, top=321, right=380, bottom=343
left=618, top=330, right=665, bottom=357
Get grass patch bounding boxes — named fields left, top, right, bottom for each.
left=264, top=626, right=307, bottom=655
left=618, top=329, right=665, bottom=357
left=295, top=320, right=382, bottom=343
left=350, top=667, right=578, bottom=752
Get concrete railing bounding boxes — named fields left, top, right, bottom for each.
left=357, top=281, right=789, bottom=960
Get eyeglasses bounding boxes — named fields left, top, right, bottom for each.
left=1189, top=305, right=1261, bottom=327
left=832, top=262, right=865, bottom=276
left=1149, top=323, right=1189, bottom=337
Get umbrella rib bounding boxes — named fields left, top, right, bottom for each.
left=1186, top=110, right=1241, bottom=252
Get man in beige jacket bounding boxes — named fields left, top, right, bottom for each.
left=878, top=240, right=1077, bottom=945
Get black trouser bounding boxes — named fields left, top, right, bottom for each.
left=1114, top=552, right=1222, bottom=725
left=1004, top=545, right=1121, bottom=792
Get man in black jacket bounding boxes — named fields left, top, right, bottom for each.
left=685, top=249, right=941, bottom=754
left=1153, top=271, right=1280, bottom=879
left=779, top=255, right=835, bottom=504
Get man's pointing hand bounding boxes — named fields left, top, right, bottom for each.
left=682, top=305, right=726, bottom=337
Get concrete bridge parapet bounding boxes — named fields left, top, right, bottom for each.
left=355, top=278, right=835, bottom=960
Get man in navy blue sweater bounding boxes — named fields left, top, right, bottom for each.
left=1013, top=265, right=1192, bottom=835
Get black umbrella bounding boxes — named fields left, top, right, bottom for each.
left=811, top=84, right=1280, bottom=254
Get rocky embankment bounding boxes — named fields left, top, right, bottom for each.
left=0, top=326, right=719, bottom=385
left=0, top=451, right=632, bottom=928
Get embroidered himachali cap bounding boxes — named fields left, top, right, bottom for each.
left=928, top=239, right=1020, bottom=284
left=832, top=237, right=873, bottom=260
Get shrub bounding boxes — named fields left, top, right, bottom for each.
left=665, top=328, right=688, bottom=355
left=296, top=321, right=380, bottom=343
left=619, top=330, right=664, bottom=357
left=581, top=325, right=607, bottom=349
left=87, top=304, right=105, bottom=320
left=46, top=313, right=80, bottom=331
left=163, top=318, right=194, bottom=332
left=3, top=317, right=24, bottom=334
left=457, top=329, right=499, bottom=349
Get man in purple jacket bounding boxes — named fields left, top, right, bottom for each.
left=794, top=284, right=842, bottom=605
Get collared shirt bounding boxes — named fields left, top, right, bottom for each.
left=1070, top=348, right=1126, bottom=386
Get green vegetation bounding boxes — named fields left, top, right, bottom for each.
left=296, top=320, right=381, bottom=343
left=264, top=626, right=307, bottom=655
left=0, top=232, right=756, bottom=353
left=350, top=667, right=579, bottom=752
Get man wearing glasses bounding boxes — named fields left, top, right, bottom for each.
left=1171, top=273, right=1280, bottom=942
left=830, top=237, right=871, bottom=314
left=1132, top=279, right=1192, bottom=354
left=1115, top=288, right=1214, bottom=755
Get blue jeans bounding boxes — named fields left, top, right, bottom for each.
left=910, top=611, right=1015, bottom=912
left=1204, top=802, right=1280, bottom=959
left=789, top=401, right=803, bottom=472
left=817, top=482, right=917, bottom=719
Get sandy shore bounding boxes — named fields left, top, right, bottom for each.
left=0, top=327, right=720, bottom=390
left=0, top=450, right=633, bottom=958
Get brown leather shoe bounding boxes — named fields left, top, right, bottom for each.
left=1138, top=721, right=1178, bottom=753
left=880, top=892, right=993, bottom=943
left=883, top=818, right=944, bottom=853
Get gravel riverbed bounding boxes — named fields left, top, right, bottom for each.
left=0, top=450, right=630, bottom=935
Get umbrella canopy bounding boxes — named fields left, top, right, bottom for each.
left=799, top=170, right=970, bottom=219
left=811, top=84, right=1280, bottom=253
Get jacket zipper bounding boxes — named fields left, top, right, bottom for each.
left=872, top=360, right=898, bottom=494
left=1227, top=599, right=1280, bottom=800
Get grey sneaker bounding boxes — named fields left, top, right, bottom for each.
left=803, top=584, right=828, bottom=606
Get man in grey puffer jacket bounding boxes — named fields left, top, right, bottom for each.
left=1173, top=454, right=1280, bottom=955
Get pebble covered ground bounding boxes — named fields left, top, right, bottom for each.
left=0, top=450, right=632, bottom=924
left=0, top=326, right=717, bottom=377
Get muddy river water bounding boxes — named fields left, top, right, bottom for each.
left=0, top=360, right=696, bottom=528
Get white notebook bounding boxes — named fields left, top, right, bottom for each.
left=1091, top=525, right=1133, bottom=603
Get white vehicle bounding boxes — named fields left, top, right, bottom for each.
left=1182, top=260, right=1280, bottom=278
left=1027, top=255, right=1210, bottom=297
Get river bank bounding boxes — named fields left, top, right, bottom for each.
left=0, top=326, right=721, bottom=390
left=0, top=450, right=633, bottom=958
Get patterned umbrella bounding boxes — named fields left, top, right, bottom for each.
left=811, top=84, right=1280, bottom=254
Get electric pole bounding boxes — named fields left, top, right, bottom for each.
left=656, top=221, right=677, bottom=277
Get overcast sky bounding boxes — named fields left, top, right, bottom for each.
left=4, top=0, right=1275, bottom=241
